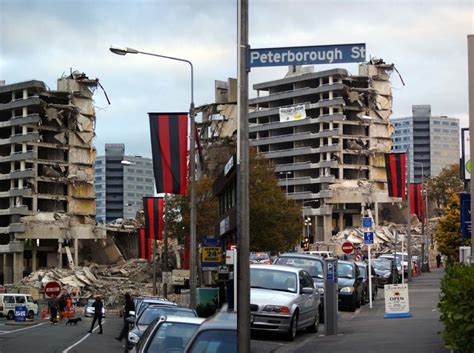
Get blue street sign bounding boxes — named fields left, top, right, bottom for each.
left=460, top=193, right=471, bottom=240
left=326, top=262, right=336, bottom=281
left=362, top=217, right=372, bottom=228
left=364, top=232, right=374, bottom=245
left=248, top=43, right=366, bottom=68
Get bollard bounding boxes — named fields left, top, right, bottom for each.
left=41, top=306, right=47, bottom=320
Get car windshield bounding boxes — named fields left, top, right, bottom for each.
left=380, top=255, right=401, bottom=265
left=145, top=322, right=199, bottom=353
left=372, top=259, right=391, bottom=271
left=87, top=299, right=95, bottom=306
left=275, top=257, right=323, bottom=279
left=250, top=268, right=297, bottom=293
left=337, top=263, right=354, bottom=279
left=188, top=329, right=237, bottom=353
left=250, top=253, right=269, bottom=261
left=138, top=307, right=195, bottom=326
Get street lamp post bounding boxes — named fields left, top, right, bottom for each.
left=413, top=161, right=429, bottom=270
left=279, top=171, right=292, bottom=197
left=111, top=45, right=197, bottom=308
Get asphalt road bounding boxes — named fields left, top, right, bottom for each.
left=0, top=315, right=125, bottom=353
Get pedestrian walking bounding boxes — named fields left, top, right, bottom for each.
left=88, top=296, right=103, bottom=334
left=115, top=293, right=135, bottom=342
left=436, top=253, right=442, bottom=268
left=48, top=294, right=58, bottom=325
left=58, top=294, right=66, bottom=320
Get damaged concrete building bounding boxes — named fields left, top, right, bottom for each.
left=248, top=60, right=400, bottom=243
left=0, top=72, right=105, bottom=285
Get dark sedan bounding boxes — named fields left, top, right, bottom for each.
left=372, top=258, right=397, bottom=287
left=273, top=253, right=325, bottom=322
left=337, top=261, right=364, bottom=311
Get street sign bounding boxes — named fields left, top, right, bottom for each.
left=218, top=265, right=229, bottom=274
left=460, top=192, right=471, bottom=240
left=44, top=281, right=61, bottom=297
left=384, top=284, right=412, bottom=318
left=342, top=242, right=354, bottom=254
left=162, top=271, right=172, bottom=285
left=362, top=217, right=372, bottom=228
left=248, top=43, right=366, bottom=68
left=201, top=246, right=222, bottom=267
left=364, top=232, right=374, bottom=245
left=326, top=262, right=335, bottom=281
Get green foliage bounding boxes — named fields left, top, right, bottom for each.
left=427, top=164, right=464, bottom=210
left=435, top=194, right=462, bottom=260
left=438, top=263, right=474, bottom=352
left=249, top=148, right=302, bottom=253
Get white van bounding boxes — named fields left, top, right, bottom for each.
left=0, top=293, right=39, bottom=320
left=303, top=250, right=334, bottom=259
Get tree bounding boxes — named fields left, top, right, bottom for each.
left=249, top=148, right=303, bottom=253
left=427, top=164, right=464, bottom=210
left=435, top=194, right=462, bottom=261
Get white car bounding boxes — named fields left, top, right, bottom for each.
left=250, top=264, right=320, bottom=341
left=0, top=293, right=38, bottom=320
left=84, top=299, right=106, bottom=318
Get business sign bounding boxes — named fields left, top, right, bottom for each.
left=201, top=246, right=222, bottom=267
left=460, top=192, right=471, bottom=240
left=384, top=284, right=412, bottom=318
left=364, top=232, right=374, bottom=245
left=462, top=128, right=470, bottom=181
left=248, top=43, right=366, bottom=68
left=279, top=105, right=307, bottom=122
left=362, top=217, right=372, bottom=228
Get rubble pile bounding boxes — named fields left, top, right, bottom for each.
left=20, top=259, right=156, bottom=306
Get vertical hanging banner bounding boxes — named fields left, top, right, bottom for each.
left=148, top=113, right=188, bottom=195
left=143, top=197, right=164, bottom=261
left=410, top=183, right=423, bottom=220
left=384, top=153, right=407, bottom=199
left=138, top=228, right=146, bottom=259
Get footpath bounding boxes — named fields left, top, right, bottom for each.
left=295, top=268, right=448, bottom=353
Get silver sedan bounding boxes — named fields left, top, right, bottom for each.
left=250, top=264, right=320, bottom=341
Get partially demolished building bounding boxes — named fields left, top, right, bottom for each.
left=248, top=60, right=400, bottom=243
left=0, top=72, right=105, bottom=284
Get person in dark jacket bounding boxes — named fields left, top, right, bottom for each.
left=115, top=293, right=135, bottom=342
left=48, top=295, right=58, bottom=324
left=88, top=296, right=103, bottom=334
left=436, top=253, right=442, bottom=268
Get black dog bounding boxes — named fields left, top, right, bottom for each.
left=66, top=317, right=82, bottom=326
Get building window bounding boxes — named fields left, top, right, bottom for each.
left=442, top=121, right=449, bottom=126
left=136, top=169, right=144, bottom=174
left=95, top=160, right=102, bottom=164
left=450, top=122, right=457, bottom=126
left=136, top=185, right=143, bottom=190
left=433, top=121, right=440, bottom=125
left=96, top=177, right=102, bottom=181
left=127, top=176, right=134, bottom=181
left=136, top=177, right=143, bottom=181
left=95, top=168, right=102, bottom=173
left=127, top=193, right=135, bottom=197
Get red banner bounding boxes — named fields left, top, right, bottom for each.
left=143, top=197, right=164, bottom=261
left=384, top=153, right=406, bottom=199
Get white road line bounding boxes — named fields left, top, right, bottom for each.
left=0, top=322, right=47, bottom=335
left=62, top=320, right=106, bottom=353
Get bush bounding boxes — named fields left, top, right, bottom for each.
left=438, top=264, right=474, bottom=352
left=196, top=303, right=217, bottom=318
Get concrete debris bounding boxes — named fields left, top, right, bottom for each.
left=20, top=259, right=156, bottom=306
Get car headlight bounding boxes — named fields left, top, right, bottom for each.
left=340, top=287, right=354, bottom=293
left=128, top=332, right=140, bottom=344
left=262, top=305, right=290, bottom=314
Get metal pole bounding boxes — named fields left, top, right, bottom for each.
left=153, top=229, right=157, bottom=295
left=393, top=230, right=398, bottom=284
left=468, top=35, right=474, bottom=264
left=189, top=70, right=197, bottom=309
left=406, top=148, right=412, bottom=282
left=368, top=243, right=372, bottom=309
left=237, top=0, right=250, bottom=352
left=163, top=194, right=168, bottom=299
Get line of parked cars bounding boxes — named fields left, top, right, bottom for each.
left=125, top=296, right=236, bottom=353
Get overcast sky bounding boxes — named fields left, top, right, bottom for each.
left=1, top=0, right=473, bottom=158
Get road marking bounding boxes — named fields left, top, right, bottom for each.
left=0, top=322, right=47, bottom=335
left=62, top=320, right=106, bottom=353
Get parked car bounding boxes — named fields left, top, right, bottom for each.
left=250, top=264, right=320, bottom=341
left=273, top=253, right=325, bottom=323
left=184, top=308, right=237, bottom=353
left=249, top=252, right=272, bottom=264
left=0, top=293, right=38, bottom=320
left=84, top=298, right=106, bottom=318
left=132, top=315, right=205, bottom=353
left=377, top=255, right=402, bottom=282
left=379, top=253, right=408, bottom=276
left=372, top=258, right=397, bottom=287
left=355, top=262, right=378, bottom=303
left=134, top=297, right=177, bottom=318
left=303, top=250, right=334, bottom=259
left=127, top=305, right=197, bottom=348
left=337, top=261, right=364, bottom=311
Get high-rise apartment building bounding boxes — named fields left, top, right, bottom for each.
left=248, top=61, right=398, bottom=242
left=95, top=144, right=154, bottom=223
left=391, top=105, right=459, bottom=182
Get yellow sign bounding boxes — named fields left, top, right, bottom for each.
left=202, top=246, right=222, bottom=264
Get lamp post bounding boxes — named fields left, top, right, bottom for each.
left=111, top=45, right=197, bottom=308
left=279, top=171, right=292, bottom=197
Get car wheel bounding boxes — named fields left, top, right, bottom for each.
left=6, top=311, right=14, bottom=320
left=307, top=311, right=319, bottom=333
left=27, top=310, right=34, bottom=320
left=286, top=312, right=298, bottom=341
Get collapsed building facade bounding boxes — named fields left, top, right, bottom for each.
left=0, top=72, right=105, bottom=285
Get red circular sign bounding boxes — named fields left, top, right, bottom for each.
left=342, top=242, right=354, bottom=254
left=44, top=281, right=61, bottom=297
